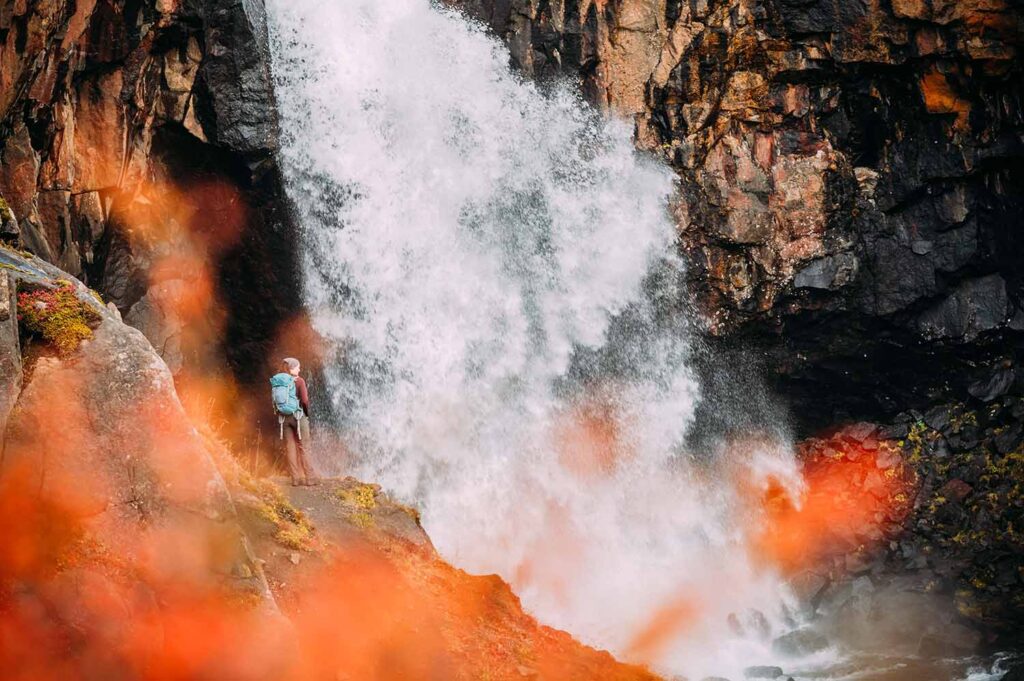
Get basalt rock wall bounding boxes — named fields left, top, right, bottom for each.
left=0, top=0, right=299, bottom=385
left=455, top=0, right=1024, bottom=432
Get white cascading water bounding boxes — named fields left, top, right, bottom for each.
left=266, top=1, right=805, bottom=677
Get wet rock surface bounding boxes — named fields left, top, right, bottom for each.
left=456, top=0, right=1024, bottom=431
left=789, top=408, right=1024, bottom=649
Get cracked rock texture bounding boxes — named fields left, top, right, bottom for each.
left=0, top=0, right=299, bottom=384
left=455, top=0, right=1024, bottom=430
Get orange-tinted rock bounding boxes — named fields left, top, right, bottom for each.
left=72, top=69, right=127, bottom=192
left=0, top=122, right=40, bottom=219
left=892, top=0, right=928, bottom=19
left=919, top=65, right=971, bottom=128
left=39, top=98, right=76, bottom=190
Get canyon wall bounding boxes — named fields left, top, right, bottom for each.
left=0, top=0, right=299, bottom=383
left=4, top=0, right=1021, bottom=427
left=455, top=0, right=1024, bottom=430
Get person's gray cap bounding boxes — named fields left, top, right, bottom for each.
left=282, top=357, right=300, bottom=371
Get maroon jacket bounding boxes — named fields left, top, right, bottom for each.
left=294, top=376, right=310, bottom=414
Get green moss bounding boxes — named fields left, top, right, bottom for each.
left=947, top=405, right=978, bottom=433
left=902, top=420, right=930, bottom=464
left=17, top=281, right=101, bottom=357
left=0, top=241, right=35, bottom=260
left=0, top=196, right=13, bottom=223
left=896, top=423, right=1024, bottom=626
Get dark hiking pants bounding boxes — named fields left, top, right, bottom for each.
left=282, top=413, right=314, bottom=483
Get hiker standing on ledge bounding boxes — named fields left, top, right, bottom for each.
left=270, top=357, right=318, bottom=486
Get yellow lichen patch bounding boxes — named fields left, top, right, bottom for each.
left=350, top=510, right=374, bottom=530
left=337, top=483, right=378, bottom=510
left=275, top=524, right=314, bottom=551
left=239, top=473, right=316, bottom=551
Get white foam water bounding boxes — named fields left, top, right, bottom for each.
left=266, top=0, right=803, bottom=677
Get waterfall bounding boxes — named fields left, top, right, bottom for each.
left=266, top=1, right=802, bottom=677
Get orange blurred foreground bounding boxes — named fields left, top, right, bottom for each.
left=0, top=461, right=662, bottom=681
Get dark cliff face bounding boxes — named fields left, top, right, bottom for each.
left=5, top=0, right=1020, bottom=429
left=0, top=0, right=299, bottom=386
left=455, top=0, right=1024, bottom=432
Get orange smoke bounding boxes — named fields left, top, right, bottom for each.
left=554, top=391, right=634, bottom=480
left=265, top=313, right=329, bottom=378
left=625, top=593, right=701, bottom=663
left=0, top=320, right=655, bottom=681
left=750, top=439, right=912, bottom=575
left=0, top=464, right=658, bottom=681
left=104, top=169, right=297, bottom=469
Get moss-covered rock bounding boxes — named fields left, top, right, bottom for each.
left=16, top=281, right=101, bottom=357
left=237, top=472, right=317, bottom=551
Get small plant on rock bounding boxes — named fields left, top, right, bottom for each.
left=17, top=281, right=101, bottom=357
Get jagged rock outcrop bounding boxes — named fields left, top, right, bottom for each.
left=456, top=0, right=1024, bottom=429
left=0, top=0, right=299, bottom=386
left=239, top=477, right=660, bottom=681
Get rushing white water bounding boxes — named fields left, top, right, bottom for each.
left=266, top=1, right=803, bottom=677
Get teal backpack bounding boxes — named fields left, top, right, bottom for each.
left=270, top=373, right=300, bottom=416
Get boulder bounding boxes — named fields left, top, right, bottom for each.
left=0, top=248, right=276, bottom=614
left=793, top=253, right=859, bottom=291
left=788, top=570, right=829, bottom=614
left=771, top=628, right=829, bottom=656
left=938, top=479, right=972, bottom=504
left=2, top=313, right=272, bottom=589
left=968, top=365, right=1016, bottom=402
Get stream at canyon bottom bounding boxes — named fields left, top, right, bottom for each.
left=266, top=1, right=1011, bottom=678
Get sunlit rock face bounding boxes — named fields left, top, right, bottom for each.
left=0, top=0, right=298, bottom=384
left=454, top=0, right=1024, bottom=429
